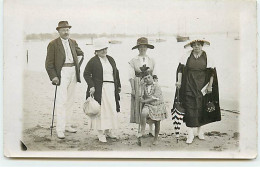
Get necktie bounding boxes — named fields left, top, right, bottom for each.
left=64, top=41, right=73, bottom=62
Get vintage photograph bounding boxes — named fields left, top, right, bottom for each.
left=3, top=0, right=257, bottom=158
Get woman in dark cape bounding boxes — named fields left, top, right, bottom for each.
left=174, top=39, right=221, bottom=144
left=84, top=38, right=121, bottom=143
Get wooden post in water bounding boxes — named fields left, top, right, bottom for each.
left=26, top=50, right=28, bottom=64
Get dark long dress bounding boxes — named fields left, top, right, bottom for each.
left=175, top=51, right=221, bottom=127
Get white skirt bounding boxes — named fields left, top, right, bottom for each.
left=89, top=82, right=118, bottom=130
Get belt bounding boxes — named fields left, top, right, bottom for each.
left=103, top=81, right=114, bottom=83
left=63, top=63, right=75, bottom=67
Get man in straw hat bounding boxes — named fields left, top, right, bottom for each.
left=45, top=21, right=84, bottom=139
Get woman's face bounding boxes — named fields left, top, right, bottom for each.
left=96, top=48, right=108, bottom=58
left=138, top=45, right=148, bottom=55
left=191, top=42, right=203, bottom=53
left=143, top=75, right=153, bottom=85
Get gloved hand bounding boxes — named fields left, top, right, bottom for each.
left=89, top=87, right=95, bottom=96
left=52, top=77, right=59, bottom=85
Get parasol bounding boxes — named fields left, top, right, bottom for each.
left=171, top=88, right=185, bottom=143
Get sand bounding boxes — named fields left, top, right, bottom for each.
left=22, top=71, right=239, bottom=152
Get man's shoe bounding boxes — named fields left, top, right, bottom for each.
left=57, top=131, right=65, bottom=139
left=65, top=127, right=77, bottom=133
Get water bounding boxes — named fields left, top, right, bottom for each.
left=24, top=34, right=240, bottom=110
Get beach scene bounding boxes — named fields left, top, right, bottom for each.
left=2, top=0, right=243, bottom=153
left=22, top=33, right=240, bottom=151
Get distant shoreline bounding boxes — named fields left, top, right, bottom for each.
left=25, top=32, right=239, bottom=41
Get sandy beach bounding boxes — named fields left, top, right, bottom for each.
left=22, top=70, right=239, bottom=152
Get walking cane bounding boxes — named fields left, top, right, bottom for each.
left=50, top=85, right=58, bottom=137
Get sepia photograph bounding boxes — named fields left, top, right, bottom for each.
left=3, top=0, right=257, bottom=158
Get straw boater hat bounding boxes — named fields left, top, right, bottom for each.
left=94, top=38, right=109, bottom=51
left=184, top=39, right=210, bottom=49
left=132, top=37, right=154, bottom=50
left=56, top=21, right=72, bottom=31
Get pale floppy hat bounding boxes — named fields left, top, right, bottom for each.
left=94, top=38, right=109, bottom=51
left=184, top=39, right=210, bottom=49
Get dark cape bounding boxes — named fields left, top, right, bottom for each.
left=173, top=63, right=221, bottom=126
left=83, top=55, right=121, bottom=112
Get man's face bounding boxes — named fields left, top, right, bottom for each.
left=58, top=28, right=70, bottom=40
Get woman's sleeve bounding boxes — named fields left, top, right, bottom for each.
left=177, top=51, right=190, bottom=74
left=206, top=52, right=216, bottom=68
left=114, top=58, right=121, bottom=88
left=179, top=51, right=190, bottom=65
left=205, top=52, right=215, bottom=77
left=128, top=59, right=135, bottom=80
left=151, top=58, right=157, bottom=75
left=83, top=59, right=94, bottom=88
left=207, top=57, right=216, bottom=68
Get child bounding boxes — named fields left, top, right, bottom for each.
left=138, top=69, right=168, bottom=145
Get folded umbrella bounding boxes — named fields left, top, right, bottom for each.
left=171, top=88, right=185, bottom=143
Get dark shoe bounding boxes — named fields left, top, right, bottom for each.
left=137, top=137, right=142, bottom=146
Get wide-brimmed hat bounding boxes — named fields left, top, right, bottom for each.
left=56, top=21, right=72, bottom=31
left=94, top=38, right=109, bottom=51
left=132, top=37, right=154, bottom=50
left=184, top=39, right=210, bottom=48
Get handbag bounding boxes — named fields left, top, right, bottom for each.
left=83, top=95, right=101, bottom=118
left=205, top=93, right=215, bottom=113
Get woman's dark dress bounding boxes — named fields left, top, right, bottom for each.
left=175, top=51, right=221, bottom=127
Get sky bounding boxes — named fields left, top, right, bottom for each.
left=5, top=0, right=244, bottom=35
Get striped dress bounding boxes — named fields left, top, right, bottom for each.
left=128, top=55, right=156, bottom=124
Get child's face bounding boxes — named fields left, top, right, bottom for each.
left=143, top=75, right=153, bottom=84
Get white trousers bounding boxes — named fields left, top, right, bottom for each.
left=55, top=67, right=77, bottom=133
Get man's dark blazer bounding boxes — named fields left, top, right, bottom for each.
left=83, top=55, right=121, bottom=112
left=45, top=37, right=84, bottom=84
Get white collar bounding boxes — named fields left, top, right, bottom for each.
left=99, top=56, right=108, bottom=61
left=134, top=55, right=150, bottom=60
left=60, top=37, right=69, bottom=42
left=193, top=51, right=203, bottom=58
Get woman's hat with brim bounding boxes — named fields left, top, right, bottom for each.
left=132, top=37, right=154, bottom=50
left=184, top=39, right=210, bottom=49
left=56, top=21, right=72, bottom=31
left=93, top=38, right=109, bottom=51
